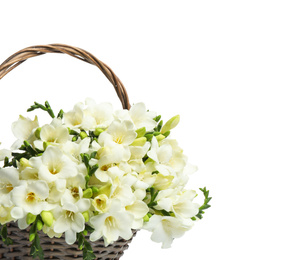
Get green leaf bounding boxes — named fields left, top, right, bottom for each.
left=30, top=233, right=44, bottom=260
left=83, top=240, right=96, bottom=260
left=77, top=232, right=96, bottom=260
left=0, top=224, right=13, bottom=246
left=193, top=187, right=212, bottom=220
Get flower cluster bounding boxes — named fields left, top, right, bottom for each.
left=0, top=99, right=211, bottom=259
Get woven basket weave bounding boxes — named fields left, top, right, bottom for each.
left=0, top=44, right=136, bottom=259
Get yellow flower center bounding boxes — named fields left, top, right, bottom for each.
left=26, top=192, right=36, bottom=203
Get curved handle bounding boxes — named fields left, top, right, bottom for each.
left=0, top=44, right=131, bottom=110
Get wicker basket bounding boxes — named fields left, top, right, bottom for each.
left=0, top=44, right=136, bottom=259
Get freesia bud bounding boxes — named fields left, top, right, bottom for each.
left=29, top=233, right=35, bottom=242
left=34, top=127, right=41, bottom=139
left=161, top=115, right=180, bottom=134
left=26, top=213, right=36, bottom=224
left=143, top=214, right=150, bottom=222
left=92, top=186, right=99, bottom=194
left=94, top=128, right=104, bottom=136
left=41, top=211, right=54, bottom=227
left=83, top=188, right=93, bottom=198
left=82, top=211, right=90, bottom=222
left=155, top=134, right=165, bottom=142
left=37, top=220, right=43, bottom=231
left=80, top=131, right=88, bottom=139
left=20, top=158, right=31, bottom=169
left=131, top=137, right=147, bottom=146
left=135, top=127, right=146, bottom=138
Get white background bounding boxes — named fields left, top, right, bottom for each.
left=0, top=1, right=287, bottom=259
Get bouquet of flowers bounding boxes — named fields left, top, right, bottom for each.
left=0, top=99, right=211, bottom=259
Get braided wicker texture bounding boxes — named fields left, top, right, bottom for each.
left=0, top=44, right=135, bottom=259
left=0, top=44, right=131, bottom=110
left=0, top=223, right=136, bottom=260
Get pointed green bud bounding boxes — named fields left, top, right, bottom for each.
left=98, top=183, right=112, bottom=197
left=144, top=134, right=153, bottom=142
left=156, top=134, right=166, bottom=142
left=161, top=115, right=180, bottom=133
left=20, top=158, right=31, bottom=169
left=37, top=220, right=43, bottom=231
left=135, top=127, right=146, bottom=138
left=40, top=211, right=54, bottom=227
left=153, top=115, right=161, bottom=122
left=131, top=137, right=147, bottom=146
left=29, top=233, right=35, bottom=242
left=26, top=213, right=37, bottom=225
left=94, top=128, right=104, bottom=136
left=82, top=211, right=90, bottom=222
left=163, top=131, right=170, bottom=138
left=85, top=175, right=90, bottom=183
left=143, top=214, right=150, bottom=222
left=83, top=188, right=93, bottom=198
left=83, top=230, right=88, bottom=236
left=35, top=127, right=41, bottom=139
left=72, top=136, right=78, bottom=142
left=92, top=186, right=99, bottom=194
left=80, top=131, right=88, bottom=139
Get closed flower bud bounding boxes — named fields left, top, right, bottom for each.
left=92, top=186, right=99, bottom=194
left=34, top=127, right=41, bottom=139
left=26, top=213, right=37, bottom=225
left=80, top=131, right=88, bottom=139
left=161, top=115, right=180, bottom=134
left=40, top=211, right=54, bottom=227
left=94, top=128, right=104, bottom=136
left=37, top=220, right=43, bottom=231
left=82, top=211, right=90, bottom=222
left=29, top=233, right=35, bottom=242
left=156, top=134, right=166, bottom=142
left=135, top=127, right=146, bottom=138
left=143, top=214, right=150, bottom=222
left=131, top=137, right=147, bottom=146
left=20, top=158, right=31, bottom=169
left=83, top=188, right=93, bottom=198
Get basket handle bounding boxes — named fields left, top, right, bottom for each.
left=0, top=44, right=131, bottom=110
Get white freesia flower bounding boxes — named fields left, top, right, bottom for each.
left=11, top=180, right=50, bottom=216
left=82, top=99, right=114, bottom=130
left=144, top=215, right=194, bottom=248
left=62, top=138, right=90, bottom=163
left=115, top=103, right=157, bottom=131
left=125, top=199, right=149, bottom=229
left=147, top=137, right=175, bottom=176
left=53, top=198, right=91, bottom=245
left=0, top=167, right=20, bottom=207
left=129, top=103, right=157, bottom=131
left=63, top=102, right=85, bottom=129
left=90, top=199, right=133, bottom=246
left=155, top=189, right=200, bottom=219
left=37, top=146, right=78, bottom=183
left=11, top=115, right=39, bottom=149
left=0, top=205, right=14, bottom=224
left=0, top=142, right=11, bottom=161
left=11, top=115, right=39, bottom=141
left=35, top=118, right=69, bottom=149
left=99, top=120, right=137, bottom=147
